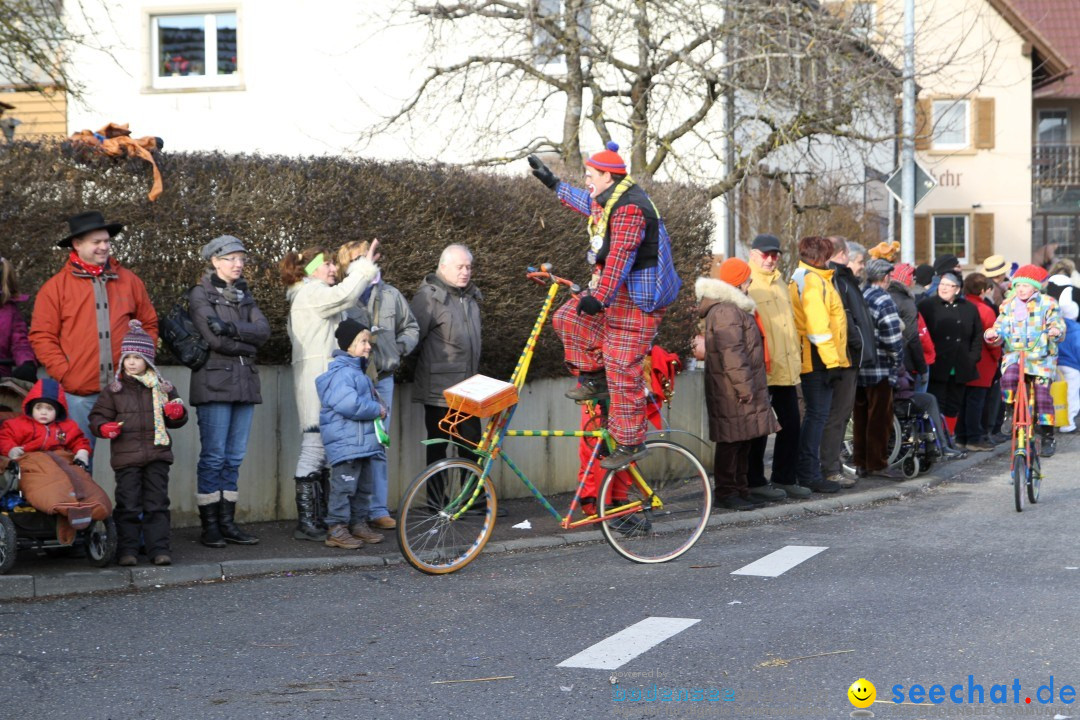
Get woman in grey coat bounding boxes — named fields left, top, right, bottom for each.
left=188, top=235, right=271, bottom=548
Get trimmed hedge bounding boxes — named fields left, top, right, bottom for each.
left=0, top=142, right=713, bottom=379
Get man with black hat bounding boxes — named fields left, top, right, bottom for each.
left=746, top=233, right=810, bottom=501
left=29, top=211, right=158, bottom=447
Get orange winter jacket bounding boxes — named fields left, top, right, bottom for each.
left=29, top=258, right=158, bottom=396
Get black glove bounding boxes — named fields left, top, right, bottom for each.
left=577, top=296, right=604, bottom=316
left=206, top=316, right=238, bottom=338
left=527, top=155, right=559, bottom=190
left=826, top=367, right=844, bottom=387
left=11, top=362, right=36, bottom=383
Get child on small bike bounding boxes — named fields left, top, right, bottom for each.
left=984, top=264, right=1065, bottom=455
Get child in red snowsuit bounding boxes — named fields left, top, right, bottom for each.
left=0, top=378, right=91, bottom=466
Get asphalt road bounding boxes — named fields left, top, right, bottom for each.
left=4, top=440, right=1080, bottom=720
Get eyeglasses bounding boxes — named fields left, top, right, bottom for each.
left=216, top=255, right=247, bottom=264
left=758, top=250, right=780, bottom=260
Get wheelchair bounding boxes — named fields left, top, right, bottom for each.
left=840, top=397, right=943, bottom=479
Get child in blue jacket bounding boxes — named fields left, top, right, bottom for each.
left=1056, top=292, right=1080, bottom=433
left=315, top=320, right=388, bottom=549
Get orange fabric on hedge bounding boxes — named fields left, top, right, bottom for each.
left=70, top=123, right=163, bottom=202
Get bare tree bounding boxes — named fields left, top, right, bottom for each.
left=363, top=0, right=1000, bottom=208
left=0, top=1, right=105, bottom=97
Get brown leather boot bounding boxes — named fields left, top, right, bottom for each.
left=348, top=523, right=385, bottom=544
left=325, top=524, right=362, bottom=549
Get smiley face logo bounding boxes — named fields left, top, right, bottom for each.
left=848, top=678, right=876, bottom=708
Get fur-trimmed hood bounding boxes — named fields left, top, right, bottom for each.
left=695, top=277, right=756, bottom=317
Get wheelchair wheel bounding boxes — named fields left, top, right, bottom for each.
left=901, top=455, right=920, bottom=479
left=841, top=415, right=901, bottom=475
left=85, top=518, right=118, bottom=568
left=0, top=514, right=16, bottom=574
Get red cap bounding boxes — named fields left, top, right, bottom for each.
left=585, top=141, right=627, bottom=173
left=892, top=262, right=915, bottom=287
left=1012, top=264, right=1049, bottom=290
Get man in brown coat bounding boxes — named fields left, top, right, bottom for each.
left=697, top=259, right=780, bottom=511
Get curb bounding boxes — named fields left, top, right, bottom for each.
left=0, top=445, right=1004, bottom=601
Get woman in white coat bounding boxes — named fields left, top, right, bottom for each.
left=279, top=240, right=379, bottom=540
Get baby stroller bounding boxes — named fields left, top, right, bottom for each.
left=0, top=380, right=117, bottom=574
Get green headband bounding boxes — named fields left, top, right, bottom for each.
left=304, top=253, right=326, bottom=276
left=1012, top=276, right=1043, bottom=291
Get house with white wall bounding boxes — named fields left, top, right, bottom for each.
left=870, top=0, right=1072, bottom=266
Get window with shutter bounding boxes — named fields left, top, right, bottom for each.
left=931, top=99, right=970, bottom=150
left=974, top=98, right=995, bottom=149
left=974, top=213, right=994, bottom=262
left=915, top=99, right=932, bottom=151
left=932, top=215, right=970, bottom=263
left=915, top=215, right=930, bottom=263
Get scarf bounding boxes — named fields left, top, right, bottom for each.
left=586, top=176, right=635, bottom=263
left=69, top=250, right=107, bottom=277
left=130, top=371, right=170, bottom=446
left=209, top=271, right=246, bottom=303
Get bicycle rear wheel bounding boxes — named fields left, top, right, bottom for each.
left=1013, top=451, right=1027, bottom=513
left=396, top=459, right=496, bottom=574
left=598, top=440, right=711, bottom=564
left=1028, top=447, right=1041, bottom=504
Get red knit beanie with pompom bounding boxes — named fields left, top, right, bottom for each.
left=584, top=141, right=627, bottom=173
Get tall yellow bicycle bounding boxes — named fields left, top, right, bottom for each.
left=395, top=264, right=712, bottom=574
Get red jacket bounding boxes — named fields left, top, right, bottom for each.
left=917, top=314, right=936, bottom=367
left=0, top=378, right=91, bottom=456
left=969, top=296, right=1003, bottom=388
left=29, top=257, right=157, bottom=396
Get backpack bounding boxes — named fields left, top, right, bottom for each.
left=158, top=289, right=210, bottom=370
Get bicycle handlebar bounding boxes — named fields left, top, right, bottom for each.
left=526, top=264, right=579, bottom=292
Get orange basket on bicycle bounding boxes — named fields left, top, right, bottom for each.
left=440, top=374, right=519, bottom=446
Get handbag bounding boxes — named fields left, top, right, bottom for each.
left=1051, top=371, right=1070, bottom=427
left=158, top=289, right=210, bottom=370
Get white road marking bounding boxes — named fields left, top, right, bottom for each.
left=730, top=545, right=828, bottom=577
left=557, top=616, right=700, bottom=670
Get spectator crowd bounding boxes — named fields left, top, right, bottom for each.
left=3, top=205, right=1077, bottom=565
left=695, top=234, right=1076, bottom=512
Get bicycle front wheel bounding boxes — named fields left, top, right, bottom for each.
left=397, top=459, right=497, bottom=574
left=1028, top=447, right=1041, bottom=504
left=1013, top=451, right=1027, bottom=513
left=598, top=440, right=712, bottom=564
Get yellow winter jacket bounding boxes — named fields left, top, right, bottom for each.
left=788, top=261, right=850, bottom=373
left=748, top=263, right=802, bottom=386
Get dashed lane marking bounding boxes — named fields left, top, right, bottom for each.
left=730, top=545, right=828, bottom=578
left=556, top=616, right=701, bottom=670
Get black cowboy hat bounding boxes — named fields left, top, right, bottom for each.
left=58, top=211, right=124, bottom=248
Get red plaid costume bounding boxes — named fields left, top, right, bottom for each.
left=574, top=356, right=675, bottom=501
left=553, top=183, right=671, bottom=446
left=552, top=296, right=604, bottom=373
